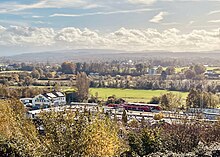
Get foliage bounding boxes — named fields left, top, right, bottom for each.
left=192, top=64, right=206, bottom=75
left=38, top=110, right=87, bottom=156
left=0, top=99, right=126, bottom=157
left=1, top=99, right=220, bottom=156
left=148, top=96, right=160, bottom=104
left=160, top=92, right=182, bottom=110
left=39, top=110, right=126, bottom=157
left=128, top=118, right=139, bottom=128
left=0, top=85, right=49, bottom=99
left=184, top=69, right=196, bottom=79
left=106, top=95, right=126, bottom=105
left=127, top=127, right=161, bottom=156
left=153, top=112, right=164, bottom=120
left=122, top=110, right=128, bottom=125
left=76, top=72, right=90, bottom=102
left=186, top=89, right=219, bottom=108
left=165, top=66, right=176, bottom=75
left=61, top=62, right=76, bottom=74
left=0, top=99, right=42, bottom=156
left=161, top=121, right=201, bottom=153
left=83, top=115, right=125, bottom=157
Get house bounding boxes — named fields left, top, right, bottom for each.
left=20, top=92, right=66, bottom=110
left=32, top=94, right=51, bottom=109
left=42, top=92, right=66, bottom=106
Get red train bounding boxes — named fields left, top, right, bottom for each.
left=107, top=103, right=161, bottom=112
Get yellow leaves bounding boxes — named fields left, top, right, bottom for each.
left=83, top=116, right=123, bottom=157
left=128, top=118, right=139, bottom=128
left=0, top=100, right=127, bottom=156
left=0, top=99, right=42, bottom=156
left=153, top=112, right=164, bottom=120
left=0, top=100, right=18, bottom=138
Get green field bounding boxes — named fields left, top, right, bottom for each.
left=90, top=88, right=188, bottom=103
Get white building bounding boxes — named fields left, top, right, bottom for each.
left=20, top=92, right=66, bottom=109
left=41, top=92, right=66, bottom=106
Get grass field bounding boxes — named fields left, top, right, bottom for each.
left=90, top=88, right=188, bottom=103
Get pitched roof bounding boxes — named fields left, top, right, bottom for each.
left=52, top=92, right=65, bottom=97
left=42, top=92, right=65, bottom=99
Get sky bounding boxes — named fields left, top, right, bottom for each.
left=0, top=0, right=220, bottom=55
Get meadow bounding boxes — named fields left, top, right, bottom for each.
left=90, top=88, right=188, bottom=103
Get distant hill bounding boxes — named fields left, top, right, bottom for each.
left=1, top=49, right=220, bottom=64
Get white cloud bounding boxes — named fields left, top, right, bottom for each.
left=149, top=11, right=168, bottom=23
left=0, top=26, right=6, bottom=33
left=189, top=21, right=194, bottom=25
left=127, top=0, right=157, bottom=5
left=32, top=15, right=44, bottom=18
left=50, top=8, right=153, bottom=17
left=0, top=25, right=220, bottom=52
left=208, top=10, right=220, bottom=15
left=162, top=22, right=179, bottom=26
left=0, top=0, right=98, bottom=14
left=208, top=20, right=220, bottom=23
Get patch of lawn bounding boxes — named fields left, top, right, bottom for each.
left=90, top=88, right=188, bottom=103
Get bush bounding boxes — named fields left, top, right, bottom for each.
left=153, top=112, right=164, bottom=120
left=148, top=96, right=160, bottom=104
left=127, top=127, right=161, bottom=156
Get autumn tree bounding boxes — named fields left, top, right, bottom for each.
left=184, top=69, right=196, bottom=79
left=39, top=110, right=126, bottom=156
left=83, top=115, right=125, bottom=156
left=192, top=64, right=206, bottom=75
left=76, top=72, right=90, bottom=102
left=127, top=128, right=161, bottom=156
left=186, top=89, right=219, bottom=108
left=160, top=92, right=182, bottom=110
left=122, top=110, right=128, bottom=125
left=24, top=76, right=32, bottom=86
left=0, top=99, right=42, bottom=156
left=31, top=68, right=40, bottom=79
left=148, top=96, right=160, bottom=104
left=186, top=89, right=201, bottom=108
left=165, top=66, right=176, bottom=75
left=38, top=110, right=87, bottom=156
left=156, top=66, right=163, bottom=74
left=61, top=62, right=76, bottom=74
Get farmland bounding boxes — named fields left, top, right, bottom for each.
left=90, top=88, right=188, bottom=103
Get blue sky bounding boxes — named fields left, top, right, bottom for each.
left=0, top=0, right=220, bottom=55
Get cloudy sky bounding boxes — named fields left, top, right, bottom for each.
left=0, top=0, right=220, bottom=55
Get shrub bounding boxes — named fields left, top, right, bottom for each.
left=153, top=112, right=164, bottom=120
left=127, top=127, right=161, bottom=156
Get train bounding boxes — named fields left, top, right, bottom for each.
left=107, top=102, right=161, bottom=112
